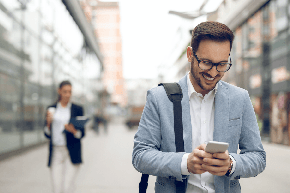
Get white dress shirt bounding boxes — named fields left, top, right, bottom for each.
left=181, top=72, right=236, bottom=193
left=44, top=102, right=82, bottom=145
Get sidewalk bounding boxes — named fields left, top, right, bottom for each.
left=0, top=120, right=155, bottom=193
left=0, top=119, right=289, bottom=193
left=239, top=141, right=290, bottom=193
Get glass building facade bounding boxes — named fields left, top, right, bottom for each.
left=223, top=0, right=290, bottom=145
left=0, top=0, right=102, bottom=156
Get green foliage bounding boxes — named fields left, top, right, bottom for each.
left=256, top=114, right=263, bottom=132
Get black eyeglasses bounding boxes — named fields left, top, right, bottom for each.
left=192, top=52, right=232, bottom=72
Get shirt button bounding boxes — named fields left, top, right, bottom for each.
left=203, top=121, right=206, bottom=124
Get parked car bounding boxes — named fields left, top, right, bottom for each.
left=125, top=106, right=144, bottom=129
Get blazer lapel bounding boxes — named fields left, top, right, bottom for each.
left=213, top=81, right=230, bottom=192
left=179, top=75, right=192, bottom=153
left=70, top=103, right=75, bottom=118
left=213, top=81, right=229, bottom=142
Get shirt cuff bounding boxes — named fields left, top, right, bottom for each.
left=181, top=153, right=190, bottom=175
left=229, top=154, right=236, bottom=175
left=44, top=126, right=51, bottom=136
left=74, top=130, right=82, bottom=139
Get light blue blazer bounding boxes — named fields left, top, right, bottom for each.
left=132, top=74, right=266, bottom=193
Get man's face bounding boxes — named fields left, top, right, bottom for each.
left=187, top=39, right=231, bottom=96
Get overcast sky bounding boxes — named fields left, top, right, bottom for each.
left=103, top=0, right=224, bottom=79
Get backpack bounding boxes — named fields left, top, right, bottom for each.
left=139, top=82, right=186, bottom=193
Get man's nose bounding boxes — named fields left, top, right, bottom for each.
left=207, top=66, right=219, bottom=77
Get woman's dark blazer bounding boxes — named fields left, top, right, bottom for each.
left=44, top=103, right=85, bottom=167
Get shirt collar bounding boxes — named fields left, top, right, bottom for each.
left=187, top=71, right=218, bottom=99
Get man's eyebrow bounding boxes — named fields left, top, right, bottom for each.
left=199, top=57, right=229, bottom=63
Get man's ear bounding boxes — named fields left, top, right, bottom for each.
left=187, top=46, right=193, bottom=62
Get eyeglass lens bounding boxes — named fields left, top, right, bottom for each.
left=199, top=62, right=230, bottom=72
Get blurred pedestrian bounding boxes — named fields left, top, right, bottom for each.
left=44, top=80, right=85, bottom=193
left=93, top=109, right=108, bottom=134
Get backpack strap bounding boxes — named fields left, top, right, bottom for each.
left=139, top=174, right=149, bottom=193
left=158, top=83, right=184, bottom=152
left=139, top=83, right=186, bottom=193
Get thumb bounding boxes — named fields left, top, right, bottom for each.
left=197, top=144, right=207, bottom=151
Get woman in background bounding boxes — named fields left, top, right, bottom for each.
left=44, top=80, right=85, bottom=193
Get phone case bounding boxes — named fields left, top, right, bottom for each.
left=205, top=141, right=229, bottom=153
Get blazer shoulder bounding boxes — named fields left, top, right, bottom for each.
left=148, top=85, right=168, bottom=99
left=71, top=103, right=83, bottom=110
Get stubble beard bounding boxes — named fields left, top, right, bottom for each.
left=190, top=61, right=218, bottom=94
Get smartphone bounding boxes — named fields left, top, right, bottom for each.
left=205, top=141, right=229, bottom=153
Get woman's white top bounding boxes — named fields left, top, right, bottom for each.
left=44, top=102, right=81, bottom=146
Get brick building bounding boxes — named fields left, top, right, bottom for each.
left=92, top=0, right=127, bottom=107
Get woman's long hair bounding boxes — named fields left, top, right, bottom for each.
left=57, top=80, right=72, bottom=102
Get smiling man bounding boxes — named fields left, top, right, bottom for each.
left=132, top=21, right=266, bottom=193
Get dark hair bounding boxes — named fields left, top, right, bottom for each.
left=57, top=80, right=72, bottom=101
left=191, top=21, right=234, bottom=53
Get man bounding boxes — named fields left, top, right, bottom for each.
left=132, top=21, right=266, bottom=193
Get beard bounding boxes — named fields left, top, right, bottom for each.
left=190, top=61, right=220, bottom=94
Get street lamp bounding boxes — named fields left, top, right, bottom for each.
left=168, top=0, right=214, bottom=20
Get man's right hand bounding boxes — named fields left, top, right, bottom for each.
left=46, top=111, right=52, bottom=129
left=187, top=144, right=213, bottom=174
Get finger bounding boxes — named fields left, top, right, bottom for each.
left=203, top=157, right=229, bottom=167
left=189, top=164, right=206, bottom=174
left=213, top=150, right=229, bottom=160
left=191, top=156, right=204, bottom=165
left=201, top=164, right=228, bottom=173
left=195, top=150, right=213, bottom=159
left=196, top=144, right=207, bottom=151
left=188, top=154, right=204, bottom=167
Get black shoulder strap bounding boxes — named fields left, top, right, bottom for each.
left=158, top=83, right=184, bottom=152
left=139, top=174, right=149, bottom=193
left=158, top=83, right=183, bottom=103
left=139, top=83, right=186, bottom=193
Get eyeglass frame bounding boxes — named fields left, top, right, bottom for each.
left=192, top=51, right=232, bottom=72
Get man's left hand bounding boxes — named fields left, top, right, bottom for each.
left=64, top=123, right=77, bottom=135
left=201, top=150, right=231, bottom=176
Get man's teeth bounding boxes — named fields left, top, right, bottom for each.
left=203, top=74, right=214, bottom=81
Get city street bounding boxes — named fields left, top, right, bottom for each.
left=0, top=118, right=289, bottom=193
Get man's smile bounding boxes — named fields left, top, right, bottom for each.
left=202, top=73, right=215, bottom=82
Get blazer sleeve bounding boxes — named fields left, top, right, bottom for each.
left=132, top=89, right=185, bottom=181
left=228, top=91, right=266, bottom=180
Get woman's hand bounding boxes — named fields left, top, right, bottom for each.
left=64, top=123, right=77, bottom=135
left=46, top=111, right=53, bottom=129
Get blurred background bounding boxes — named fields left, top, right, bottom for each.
left=0, top=0, right=289, bottom=192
